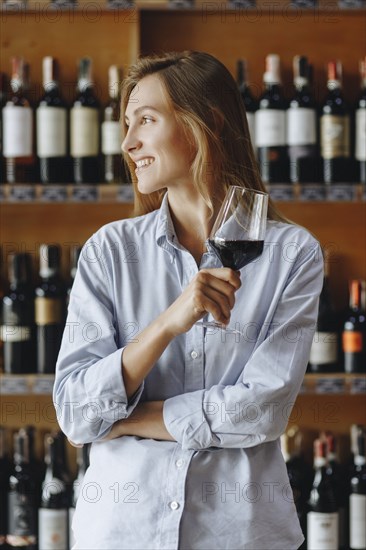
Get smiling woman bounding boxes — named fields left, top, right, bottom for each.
left=53, top=50, right=324, bottom=550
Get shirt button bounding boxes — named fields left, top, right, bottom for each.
left=175, top=459, right=185, bottom=468
left=190, top=350, right=198, bottom=359
left=169, top=501, right=180, bottom=510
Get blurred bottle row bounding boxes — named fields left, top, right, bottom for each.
left=0, top=425, right=89, bottom=550
left=0, top=246, right=81, bottom=375
left=281, top=424, right=366, bottom=550
left=308, top=253, right=366, bottom=374
left=0, top=247, right=365, bottom=375
left=0, top=54, right=365, bottom=186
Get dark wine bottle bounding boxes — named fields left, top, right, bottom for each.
left=0, top=427, right=11, bottom=550
left=1, top=253, right=36, bottom=374
left=6, top=429, right=38, bottom=550
left=69, top=444, right=90, bottom=549
left=355, top=57, right=366, bottom=185
left=38, top=433, right=69, bottom=550
left=36, top=57, right=69, bottom=184
left=255, top=54, right=288, bottom=183
left=324, top=432, right=348, bottom=550
left=70, top=57, right=100, bottom=184
left=24, top=425, right=45, bottom=510
left=342, top=279, right=366, bottom=373
left=3, top=57, right=36, bottom=184
left=320, top=60, right=351, bottom=184
left=102, top=65, right=127, bottom=183
left=0, top=72, right=8, bottom=185
left=307, top=438, right=339, bottom=550
left=350, top=427, right=366, bottom=550
left=236, top=59, right=258, bottom=150
left=281, top=428, right=313, bottom=547
left=35, top=244, right=66, bottom=374
left=287, top=55, right=319, bottom=183
left=308, top=252, right=339, bottom=373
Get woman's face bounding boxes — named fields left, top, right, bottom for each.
left=122, top=74, right=195, bottom=195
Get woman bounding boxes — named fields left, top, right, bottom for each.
left=54, top=51, right=323, bottom=549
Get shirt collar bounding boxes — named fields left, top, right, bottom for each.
left=155, top=193, right=178, bottom=262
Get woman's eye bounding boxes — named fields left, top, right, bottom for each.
left=142, top=116, right=153, bottom=125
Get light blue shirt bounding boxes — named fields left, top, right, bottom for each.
left=54, top=193, right=324, bottom=550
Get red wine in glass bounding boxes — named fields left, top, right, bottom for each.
left=208, top=239, right=264, bottom=270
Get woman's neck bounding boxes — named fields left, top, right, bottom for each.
left=167, top=189, right=214, bottom=265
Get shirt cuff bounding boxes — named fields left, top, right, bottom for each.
left=163, top=391, right=213, bottom=451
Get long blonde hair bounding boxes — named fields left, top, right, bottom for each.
left=121, top=51, right=287, bottom=222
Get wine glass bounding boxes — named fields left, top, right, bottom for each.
left=197, top=186, right=268, bottom=334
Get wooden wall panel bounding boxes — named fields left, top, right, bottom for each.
left=140, top=10, right=365, bottom=102
left=0, top=202, right=134, bottom=280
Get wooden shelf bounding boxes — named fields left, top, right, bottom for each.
left=0, top=184, right=134, bottom=203
left=2, top=0, right=365, bottom=12
left=0, top=183, right=364, bottom=204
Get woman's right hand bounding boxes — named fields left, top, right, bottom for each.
left=161, top=268, right=241, bottom=337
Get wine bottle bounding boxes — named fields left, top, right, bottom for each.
left=0, top=427, right=10, bottom=550
left=0, top=72, right=8, bottom=184
left=324, top=432, right=348, bottom=549
left=236, top=59, right=258, bottom=150
left=355, top=57, right=366, bottom=185
left=36, top=57, right=69, bottom=184
left=102, top=65, right=126, bottom=183
left=342, top=279, right=366, bottom=373
left=281, top=428, right=313, bottom=546
left=70, top=57, right=100, bottom=184
left=320, top=60, right=351, bottom=184
left=308, top=251, right=339, bottom=373
left=287, top=55, right=319, bottom=183
left=35, top=244, right=66, bottom=374
left=38, top=433, right=69, bottom=550
left=307, top=438, right=339, bottom=550
left=1, top=253, right=36, bottom=374
left=255, top=54, right=288, bottom=183
left=24, top=425, right=45, bottom=510
left=6, top=429, right=38, bottom=550
left=350, top=427, right=366, bottom=550
left=69, top=444, right=90, bottom=549
left=3, top=57, right=36, bottom=183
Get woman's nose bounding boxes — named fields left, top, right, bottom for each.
left=121, top=127, right=140, bottom=154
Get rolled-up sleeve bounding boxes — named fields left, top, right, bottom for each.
left=53, top=236, right=144, bottom=445
left=163, top=240, right=324, bottom=451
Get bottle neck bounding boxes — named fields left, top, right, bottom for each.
left=314, top=456, right=327, bottom=469
left=355, top=454, right=366, bottom=467
left=294, top=76, right=309, bottom=91
left=78, top=78, right=94, bottom=94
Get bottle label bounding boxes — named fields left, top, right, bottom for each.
left=320, top=115, right=350, bottom=159
left=255, top=109, right=286, bottom=147
left=350, top=493, right=366, bottom=549
left=36, top=107, right=67, bottom=158
left=309, top=332, right=338, bottom=365
left=102, top=120, right=122, bottom=155
left=356, top=109, right=366, bottom=161
left=38, top=508, right=68, bottom=550
left=342, top=331, right=363, bottom=353
left=69, top=508, right=76, bottom=550
left=35, top=297, right=63, bottom=325
left=7, top=490, right=37, bottom=541
left=70, top=107, right=99, bottom=157
left=307, top=511, right=339, bottom=550
left=0, top=325, right=31, bottom=342
left=246, top=112, right=256, bottom=148
left=287, top=107, right=317, bottom=146
left=3, top=106, right=33, bottom=158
